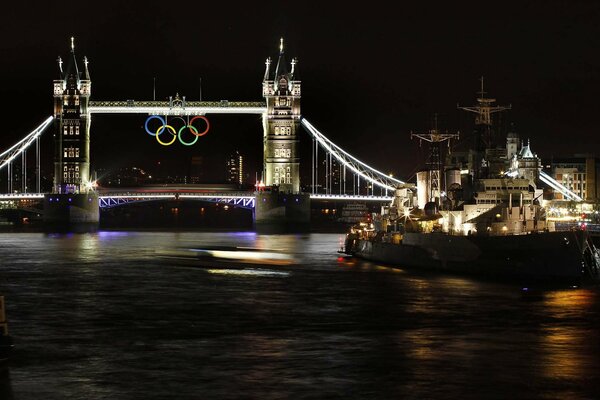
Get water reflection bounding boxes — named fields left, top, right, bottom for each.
left=206, top=269, right=290, bottom=277
left=0, top=231, right=599, bottom=399
left=539, top=289, right=599, bottom=391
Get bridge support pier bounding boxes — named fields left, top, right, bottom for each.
left=43, top=193, right=99, bottom=226
left=254, top=191, right=311, bottom=233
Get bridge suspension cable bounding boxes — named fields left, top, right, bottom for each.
left=301, top=118, right=405, bottom=195
left=0, top=116, right=53, bottom=193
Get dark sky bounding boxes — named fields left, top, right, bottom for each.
left=2, top=1, right=600, bottom=182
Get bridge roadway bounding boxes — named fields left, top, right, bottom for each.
left=0, top=192, right=393, bottom=210
left=88, top=101, right=267, bottom=115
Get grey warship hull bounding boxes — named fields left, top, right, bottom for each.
left=345, top=230, right=600, bottom=284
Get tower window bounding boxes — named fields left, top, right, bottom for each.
left=75, top=126, right=80, bottom=135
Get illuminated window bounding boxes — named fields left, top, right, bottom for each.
left=64, top=127, right=68, bottom=135
left=64, top=149, right=68, bottom=157
left=75, top=148, right=79, bottom=157
left=75, top=166, right=79, bottom=171
left=283, top=149, right=291, bottom=158
left=63, top=98, right=68, bottom=105
left=274, top=149, right=280, bottom=158
left=75, top=126, right=80, bottom=135
left=286, top=173, right=291, bottom=184
left=69, top=126, right=74, bottom=135
left=74, top=96, right=79, bottom=106
left=63, top=173, right=67, bottom=179
left=274, top=126, right=280, bottom=135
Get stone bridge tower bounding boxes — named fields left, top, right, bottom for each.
left=262, top=38, right=301, bottom=193
left=45, top=38, right=98, bottom=225
left=255, top=39, right=309, bottom=231
left=52, top=37, right=92, bottom=195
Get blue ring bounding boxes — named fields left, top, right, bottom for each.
left=145, top=115, right=166, bottom=137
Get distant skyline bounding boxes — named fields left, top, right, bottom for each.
left=2, top=1, right=599, bottom=182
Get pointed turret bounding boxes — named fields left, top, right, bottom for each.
left=57, top=56, right=64, bottom=79
left=263, top=57, right=271, bottom=81
left=83, top=56, right=91, bottom=80
left=290, top=57, right=298, bottom=80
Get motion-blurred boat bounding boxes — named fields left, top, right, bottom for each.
left=157, top=246, right=294, bottom=269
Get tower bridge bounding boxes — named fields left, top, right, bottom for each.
left=1, top=37, right=417, bottom=228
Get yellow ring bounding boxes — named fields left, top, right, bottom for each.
left=156, top=125, right=177, bottom=146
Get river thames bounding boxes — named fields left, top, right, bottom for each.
left=0, top=230, right=599, bottom=399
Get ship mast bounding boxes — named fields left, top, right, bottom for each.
left=411, top=114, right=460, bottom=205
left=457, top=77, right=511, bottom=178
left=458, top=77, right=511, bottom=126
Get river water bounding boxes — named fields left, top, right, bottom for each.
left=0, top=230, right=599, bottom=399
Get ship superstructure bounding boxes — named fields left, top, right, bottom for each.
left=343, top=80, right=600, bottom=283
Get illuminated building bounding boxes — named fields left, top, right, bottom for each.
left=226, top=151, right=243, bottom=185
left=549, top=155, right=600, bottom=201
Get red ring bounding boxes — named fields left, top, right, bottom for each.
left=189, top=116, right=210, bottom=137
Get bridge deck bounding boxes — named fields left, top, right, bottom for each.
left=89, top=101, right=267, bottom=115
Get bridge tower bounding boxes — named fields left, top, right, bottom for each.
left=255, top=39, right=310, bottom=231
left=45, top=38, right=98, bottom=225
left=262, top=38, right=301, bottom=193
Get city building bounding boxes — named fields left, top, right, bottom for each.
left=226, top=151, right=243, bottom=185
left=189, top=156, right=204, bottom=184
left=548, top=155, right=600, bottom=201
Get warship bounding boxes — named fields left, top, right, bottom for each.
left=343, top=81, right=600, bottom=284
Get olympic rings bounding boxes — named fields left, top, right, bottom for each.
left=156, top=125, right=177, bottom=146
left=189, top=116, right=210, bottom=137
left=144, top=115, right=166, bottom=137
left=144, top=115, right=210, bottom=146
left=178, top=125, right=199, bottom=146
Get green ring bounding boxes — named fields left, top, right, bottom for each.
left=178, top=125, right=199, bottom=146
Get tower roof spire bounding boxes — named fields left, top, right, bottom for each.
left=274, top=37, right=288, bottom=80
left=64, top=36, right=80, bottom=83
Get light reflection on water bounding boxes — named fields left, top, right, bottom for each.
left=206, top=269, right=291, bottom=277
left=0, top=230, right=598, bottom=399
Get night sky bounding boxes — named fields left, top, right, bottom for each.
left=2, top=1, right=599, bottom=183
